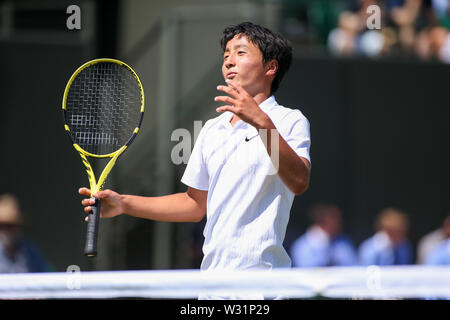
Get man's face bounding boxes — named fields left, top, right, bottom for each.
left=222, top=34, right=268, bottom=96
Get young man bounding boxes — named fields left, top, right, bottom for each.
left=80, top=22, right=311, bottom=273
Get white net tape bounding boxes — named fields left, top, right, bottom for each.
left=0, top=266, right=449, bottom=299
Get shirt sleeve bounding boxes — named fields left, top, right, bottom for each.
left=180, top=120, right=210, bottom=191
left=283, top=110, right=311, bottom=165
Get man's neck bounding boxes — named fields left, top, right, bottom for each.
left=253, top=92, right=270, bottom=105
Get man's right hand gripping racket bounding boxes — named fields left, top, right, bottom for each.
left=62, top=58, right=145, bottom=257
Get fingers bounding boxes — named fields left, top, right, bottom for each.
left=78, top=187, right=91, bottom=196
left=215, top=80, right=248, bottom=111
left=214, top=94, right=236, bottom=114
left=216, top=79, right=246, bottom=98
left=82, top=197, right=93, bottom=214
left=214, top=95, right=234, bottom=105
left=79, top=188, right=93, bottom=216
left=81, top=198, right=95, bottom=206
left=80, top=189, right=118, bottom=221
left=93, top=189, right=112, bottom=199
left=217, top=84, right=239, bottom=98
left=224, top=79, right=241, bottom=90
left=79, top=188, right=114, bottom=198
left=216, top=105, right=234, bottom=113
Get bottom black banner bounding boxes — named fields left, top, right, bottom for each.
left=1, top=299, right=447, bottom=318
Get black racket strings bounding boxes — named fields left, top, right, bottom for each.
left=65, top=62, right=142, bottom=156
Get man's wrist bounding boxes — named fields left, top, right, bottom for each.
left=255, top=114, right=275, bottom=131
left=118, top=194, right=127, bottom=216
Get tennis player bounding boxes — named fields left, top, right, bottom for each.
left=80, top=21, right=311, bottom=291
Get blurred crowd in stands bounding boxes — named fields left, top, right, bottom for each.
left=282, top=0, right=450, bottom=63
left=290, top=202, right=450, bottom=267
left=1, top=192, right=449, bottom=273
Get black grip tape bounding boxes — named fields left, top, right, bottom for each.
left=84, top=197, right=101, bottom=257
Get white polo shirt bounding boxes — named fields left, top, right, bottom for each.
left=181, top=96, right=311, bottom=271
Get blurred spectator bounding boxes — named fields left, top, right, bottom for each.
left=281, top=0, right=450, bottom=63
left=328, top=0, right=391, bottom=57
left=432, top=0, right=450, bottom=29
left=389, top=0, right=423, bottom=52
left=415, top=25, right=450, bottom=62
left=290, top=203, right=358, bottom=267
left=417, top=215, right=449, bottom=263
left=358, top=207, right=413, bottom=265
left=0, top=194, right=49, bottom=273
left=324, top=0, right=450, bottom=62
left=425, top=216, right=450, bottom=265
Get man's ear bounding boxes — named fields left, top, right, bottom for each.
left=265, top=59, right=278, bottom=77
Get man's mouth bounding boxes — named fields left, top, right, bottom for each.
left=226, top=72, right=237, bottom=79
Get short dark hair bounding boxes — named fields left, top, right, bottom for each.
left=220, top=22, right=292, bottom=95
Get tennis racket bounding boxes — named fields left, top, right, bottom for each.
left=62, top=58, right=145, bottom=257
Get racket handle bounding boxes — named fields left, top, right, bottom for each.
left=84, top=197, right=101, bottom=257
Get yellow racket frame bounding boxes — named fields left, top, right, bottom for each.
left=62, top=58, right=145, bottom=195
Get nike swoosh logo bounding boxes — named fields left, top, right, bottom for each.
left=245, top=134, right=258, bottom=142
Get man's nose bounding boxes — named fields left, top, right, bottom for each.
left=225, top=55, right=235, bottom=68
